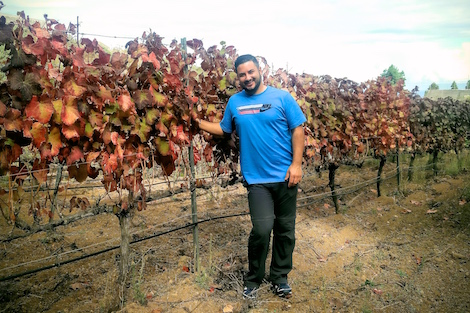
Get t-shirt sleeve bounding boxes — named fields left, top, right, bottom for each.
left=284, top=93, right=306, bottom=130
left=219, top=101, right=233, bottom=133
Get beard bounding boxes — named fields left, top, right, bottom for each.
left=242, top=75, right=262, bottom=95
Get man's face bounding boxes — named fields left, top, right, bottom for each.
left=236, top=61, right=262, bottom=95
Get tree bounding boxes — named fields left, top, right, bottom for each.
left=380, top=64, right=405, bottom=85
left=451, top=81, right=458, bottom=89
left=428, top=82, right=439, bottom=90
left=465, top=80, right=470, bottom=89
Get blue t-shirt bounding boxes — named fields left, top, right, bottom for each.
left=220, top=86, right=306, bottom=184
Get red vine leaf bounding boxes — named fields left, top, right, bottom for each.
left=110, top=132, right=119, bottom=145
left=61, top=96, right=81, bottom=126
left=118, top=93, right=135, bottom=112
left=86, top=151, right=101, bottom=179
left=0, top=100, right=7, bottom=117
left=130, top=44, right=148, bottom=59
left=29, top=122, right=48, bottom=148
left=51, top=99, right=63, bottom=124
left=61, top=124, right=80, bottom=139
left=103, top=174, right=118, bottom=193
left=171, top=124, right=189, bottom=145
left=34, top=27, right=50, bottom=39
left=88, top=110, right=104, bottom=128
left=39, top=127, right=62, bottom=159
left=4, top=109, right=23, bottom=131
left=110, top=52, right=127, bottom=69
left=66, top=146, right=85, bottom=165
left=102, top=152, right=119, bottom=174
left=51, top=39, right=67, bottom=56
left=141, top=52, right=160, bottom=70
left=102, top=128, right=112, bottom=145
left=64, top=79, right=87, bottom=97
left=93, top=46, right=110, bottom=66
left=203, top=144, right=213, bottom=162
left=22, top=36, right=48, bottom=59
left=72, top=46, right=86, bottom=68
left=25, top=96, right=54, bottom=123
left=32, top=159, right=48, bottom=183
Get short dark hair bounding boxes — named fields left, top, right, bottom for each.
left=234, top=54, right=259, bottom=73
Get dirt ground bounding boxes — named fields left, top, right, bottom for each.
left=0, top=153, right=469, bottom=313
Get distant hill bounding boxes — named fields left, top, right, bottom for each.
left=2, top=12, right=43, bottom=25
left=424, top=89, right=470, bottom=101
left=1, top=13, right=116, bottom=53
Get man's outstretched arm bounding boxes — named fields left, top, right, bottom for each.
left=196, top=119, right=224, bottom=136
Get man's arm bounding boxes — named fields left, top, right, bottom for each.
left=196, top=118, right=224, bottom=136
left=284, top=126, right=305, bottom=187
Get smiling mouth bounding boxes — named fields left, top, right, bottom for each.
left=245, top=81, right=254, bottom=88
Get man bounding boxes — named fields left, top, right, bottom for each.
left=196, top=54, right=306, bottom=299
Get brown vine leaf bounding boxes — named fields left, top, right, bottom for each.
left=79, top=197, right=90, bottom=210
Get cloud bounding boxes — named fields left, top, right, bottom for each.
left=2, top=0, right=469, bottom=93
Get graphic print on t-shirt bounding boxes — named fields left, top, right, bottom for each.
left=237, top=103, right=272, bottom=115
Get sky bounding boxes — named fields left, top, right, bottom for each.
left=3, top=0, right=470, bottom=95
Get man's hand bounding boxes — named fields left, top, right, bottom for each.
left=285, top=126, right=305, bottom=187
left=196, top=117, right=224, bottom=136
left=285, top=163, right=302, bottom=187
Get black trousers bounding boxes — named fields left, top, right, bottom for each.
left=244, top=181, right=298, bottom=288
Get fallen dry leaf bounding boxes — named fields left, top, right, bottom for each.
left=223, top=304, right=234, bottom=313
left=323, top=203, right=331, bottom=209
left=402, top=209, right=412, bottom=214
left=376, top=207, right=383, bottom=211
left=146, top=291, right=154, bottom=300
left=413, top=254, right=422, bottom=265
left=426, top=209, right=438, bottom=214
left=459, top=199, right=467, bottom=206
left=411, top=200, right=422, bottom=206
left=69, top=282, right=90, bottom=290
left=372, top=288, right=383, bottom=295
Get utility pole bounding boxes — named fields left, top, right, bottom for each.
left=76, top=16, right=79, bottom=46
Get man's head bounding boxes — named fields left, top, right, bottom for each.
left=234, top=54, right=260, bottom=73
left=234, top=54, right=264, bottom=95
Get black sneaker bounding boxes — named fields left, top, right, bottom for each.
left=272, top=283, right=292, bottom=298
left=242, top=286, right=258, bottom=299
